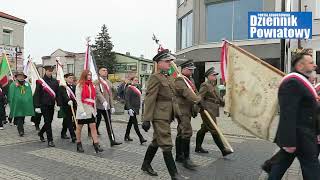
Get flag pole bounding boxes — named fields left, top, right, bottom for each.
left=70, top=105, right=78, bottom=128
left=170, top=61, right=234, bottom=152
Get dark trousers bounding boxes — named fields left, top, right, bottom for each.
left=196, top=122, right=226, bottom=152
left=96, top=109, right=116, bottom=142
left=125, top=114, right=143, bottom=139
left=268, top=145, right=320, bottom=180
left=39, top=105, right=54, bottom=142
left=61, top=107, right=76, bottom=138
left=15, top=117, right=25, bottom=133
left=31, top=112, right=42, bottom=128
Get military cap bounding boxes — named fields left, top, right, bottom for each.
left=64, top=73, right=74, bottom=78
left=43, top=65, right=55, bottom=71
left=14, top=71, right=27, bottom=79
left=153, top=49, right=176, bottom=62
left=179, top=59, right=196, bottom=70
left=205, top=67, right=219, bottom=77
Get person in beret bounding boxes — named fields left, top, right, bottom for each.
left=195, top=67, right=232, bottom=156
left=141, top=49, right=184, bottom=179
left=57, top=73, right=77, bottom=143
left=34, top=65, right=59, bottom=147
left=174, top=59, right=202, bottom=170
left=8, top=72, right=34, bottom=136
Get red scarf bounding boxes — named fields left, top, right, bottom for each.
left=129, top=85, right=141, bottom=96
left=81, top=80, right=96, bottom=107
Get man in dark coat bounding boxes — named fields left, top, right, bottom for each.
left=58, top=73, right=77, bottom=143
left=34, top=65, right=59, bottom=147
left=266, top=52, right=320, bottom=180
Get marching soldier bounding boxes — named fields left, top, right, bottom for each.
left=174, top=60, right=201, bottom=170
left=58, top=73, right=77, bottom=143
left=195, top=67, right=233, bottom=156
left=34, top=65, right=59, bottom=147
left=141, top=49, right=184, bottom=180
left=94, top=67, right=122, bottom=146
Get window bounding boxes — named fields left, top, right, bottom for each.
left=141, top=63, right=147, bottom=71
left=150, top=65, right=153, bottom=70
left=317, top=1, right=320, bottom=18
left=3, top=29, right=12, bottom=45
left=206, top=0, right=263, bottom=42
left=178, top=0, right=185, bottom=6
left=180, top=12, right=193, bottom=49
left=127, top=63, right=137, bottom=71
left=67, top=64, right=74, bottom=73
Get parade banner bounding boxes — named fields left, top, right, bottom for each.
left=248, top=12, right=312, bottom=39
left=223, top=41, right=285, bottom=140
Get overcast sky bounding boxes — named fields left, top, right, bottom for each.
left=1, top=0, right=176, bottom=63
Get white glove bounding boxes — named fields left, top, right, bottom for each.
left=111, top=107, right=115, bottom=114
left=68, top=100, right=73, bottom=106
left=103, top=101, right=109, bottom=109
left=55, top=106, right=60, bottom=111
left=80, top=112, right=87, bottom=118
left=128, top=109, right=134, bottom=116
left=35, top=108, right=41, bottom=113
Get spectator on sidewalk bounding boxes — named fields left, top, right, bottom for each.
left=0, top=84, right=6, bottom=129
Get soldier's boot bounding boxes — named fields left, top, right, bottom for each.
left=141, top=145, right=158, bottom=176
left=195, top=131, right=209, bottom=153
left=211, top=132, right=233, bottom=157
left=181, top=138, right=197, bottom=170
left=175, top=136, right=184, bottom=163
left=163, top=151, right=185, bottom=180
left=93, top=143, right=104, bottom=153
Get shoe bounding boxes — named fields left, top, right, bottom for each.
left=110, top=141, right=122, bottom=147
left=93, top=143, right=104, bottom=153
left=71, top=137, right=76, bottom=143
left=77, top=142, right=84, bottom=153
left=97, top=131, right=101, bottom=136
left=139, top=138, right=147, bottom=145
left=222, top=149, right=233, bottom=157
left=181, top=139, right=197, bottom=170
left=175, top=155, right=184, bottom=163
left=19, top=131, right=24, bottom=137
left=61, top=135, right=70, bottom=139
left=195, top=147, right=209, bottom=153
left=0, top=127, right=4, bottom=130
left=35, top=126, right=40, bottom=131
left=38, top=132, right=45, bottom=142
left=183, top=159, right=197, bottom=170
left=163, top=151, right=184, bottom=180
left=124, top=136, right=133, bottom=141
left=141, top=145, right=158, bottom=176
left=48, top=141, right=55, bottom=147
left=261, top=160, right=272, bottom=174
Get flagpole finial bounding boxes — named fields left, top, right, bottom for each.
left=56, top=57, right=61, bottom=61
left=85, top=37, right=91, bottom=45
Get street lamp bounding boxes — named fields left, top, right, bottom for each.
left=15, top=46, right=22, bottom=71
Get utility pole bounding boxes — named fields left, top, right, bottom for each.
left=280, top=0, right=285, bottom=72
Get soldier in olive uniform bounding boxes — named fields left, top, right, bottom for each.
left=174, top=60, right=201, bottom=170
left=195, top=67, right=233, bottom=156
left=141, top=49, right=184, bottom=180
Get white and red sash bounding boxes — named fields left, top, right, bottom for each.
left=36, top=79, right=56, bottom=98
left=183, top=76, right=196, bottom=92
left=280, top=72, right=318, bottom=99
left=315, top=83, right=320, bottom=93
left=66, top=85, right=76, bottom=100
left=128, top=85, right=141, bottom=96
left=99, top=77, right=111, bottom=95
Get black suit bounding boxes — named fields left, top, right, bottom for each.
left=34, top=75, right=59, bottom=142
left=58, top=84, right=76, bottom=139
left=268, top=72, right=320, bottom=180
left=124, top=85, right=144, bottom=140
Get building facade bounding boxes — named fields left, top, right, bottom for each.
left=176, top=0, right=319, bottom=87
left=42, top=50, right=153, bottom=88
left=0, top=11, right=27, bottom=72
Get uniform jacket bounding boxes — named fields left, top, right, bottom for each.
left=34, top=75, right=59, bottom=107
left=275, top=72, right=319, bottom=148
left=125, top=84, right=141, bottom=115
left=75, top=84, right=97, bottom=119
left=143, top=72, right=180, bottom=122
left=95, top=78, right=114, bottom=110
left=198, top=80, right=224, bottom=117
left=174, top=76, right=201, bottom=117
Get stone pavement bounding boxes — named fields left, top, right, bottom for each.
left=0, top=107, right=303, bottom=180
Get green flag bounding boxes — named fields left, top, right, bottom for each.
left=0, top=55, right=10, bottom=86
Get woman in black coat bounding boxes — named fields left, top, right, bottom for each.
left=124, top=76, right=147, bottom=144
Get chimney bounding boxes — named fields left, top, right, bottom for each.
left=140, top=54, right=144, bottom=59
left=126, top=52, right=130, bottom=56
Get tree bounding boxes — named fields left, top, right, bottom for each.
left=91, top=24, right=117, bottom=73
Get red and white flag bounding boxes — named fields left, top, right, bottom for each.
left=56, top=57, right=76, bottom=99
left=84, top=43, right=98, bottom=81
left=220, top=41, right=228, bottom=82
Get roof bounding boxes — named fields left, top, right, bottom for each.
left=0, top=11, right=27, bottom=24
left=115, top=52, right=152, bottom=63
